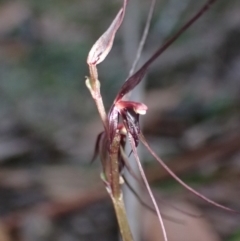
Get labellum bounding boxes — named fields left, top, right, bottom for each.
left=115, top=100, right=148, bottom=147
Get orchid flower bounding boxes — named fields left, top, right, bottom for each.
left=86, top=0, right=238, bottom=240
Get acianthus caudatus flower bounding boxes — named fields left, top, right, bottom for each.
left=86, top=0, right=239, bottom=240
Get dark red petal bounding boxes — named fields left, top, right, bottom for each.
left=115, top=100, right=148, bottom=115
left=114, top=0, right=218, bottom=102
left=128, top=134, right=168, bottom=241
left=90, top=131, right=104, bottom=164
left=108, top=106, right=119, bottom=142
left=139, top=132, right=240, bottom=214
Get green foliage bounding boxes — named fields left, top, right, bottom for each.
left=23, top=43, right=88, bottom=90
left=228, top=230, right=240, bottom=241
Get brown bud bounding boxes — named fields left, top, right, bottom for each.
left=87, top=0, right=128, bottom=65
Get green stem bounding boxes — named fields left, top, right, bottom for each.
left=111, top=192, right=134, bottom=241
left=108, top=131, right=134, bottom=241
left=87, top=64, right=133, bottom=241
left=109, top=132, right=121, bottom=196
left=86, top=65, right=108, bottom=132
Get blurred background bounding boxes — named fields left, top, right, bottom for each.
left=0, top=0, right=240, bottom=240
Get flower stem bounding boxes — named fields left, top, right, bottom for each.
left=111, top=193, right=134, bottom=241
left=87, top=62, right=133, bottom=241
left=108, top=131, right=134, bottom=241
left=86, top=65, right=108, bottom=132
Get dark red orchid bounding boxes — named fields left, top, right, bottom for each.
left=86, top=0, right=238, bottom=240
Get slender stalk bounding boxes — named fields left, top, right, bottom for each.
left=109, top=132, right=121, bottom=196
left=86, top=65, right=108, bottom=133
left=86, top=39, right=133, bottom=241
left=107, top=131, right=134, bottom=241
left=128, top=0, right=156, bottom=78
left=111, top=193, right=134, bottom=241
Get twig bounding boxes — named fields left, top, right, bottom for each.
left=128, top=0, right=156, bottom=78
